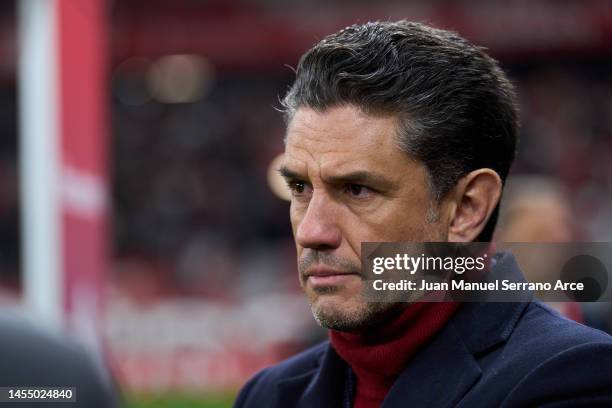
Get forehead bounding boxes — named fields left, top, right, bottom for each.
left=284, top=106, right=411, bottom=174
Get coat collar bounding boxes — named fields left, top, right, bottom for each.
left=276, top=345, right=347, bottom=408
left=276, top=251, right=531, bottom=408
left=451, top=251, right=533, bottom=355
left=384, top=252, right=532, bottom=407
left=382, top=320, right=482, bottom=407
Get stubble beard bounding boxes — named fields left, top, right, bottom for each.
left=302, top=205, right=444, bottom=333
left=310, top=293, right=404, bottom=332
left=299, top=253, right=384, bottom=332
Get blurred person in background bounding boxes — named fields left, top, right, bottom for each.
left=497, top=176, right=612, bottom=333
left=496, top=175, right=583, bottom=321
left=497, top=176, right=573, bottom=243
left=235, top=20, right=612, bottom=408
left=0, top=313, right=119, bottom=407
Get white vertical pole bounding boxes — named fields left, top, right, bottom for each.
left=17, top=0, right=63, bottom=331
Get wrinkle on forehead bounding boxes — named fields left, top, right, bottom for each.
left=287, top=106, right=395, bottom=146
left=283, top=106, right=409, bottom=183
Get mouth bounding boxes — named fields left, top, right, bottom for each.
left=304, top=266, right=361, bottom=288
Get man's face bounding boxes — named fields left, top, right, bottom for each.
left=281, top=105, right=447, bottom=332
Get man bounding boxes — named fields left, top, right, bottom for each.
left=235, top=21, right=612, bottom=407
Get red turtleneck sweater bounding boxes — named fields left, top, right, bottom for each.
left=330, top=302, right=460, bottom=408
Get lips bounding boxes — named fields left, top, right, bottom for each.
left=304, top=266, right=360, bottom=287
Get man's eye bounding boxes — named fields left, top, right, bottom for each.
left=346, top=184, right=370, bottom=197
left=288, top=180, right=306, bottom=195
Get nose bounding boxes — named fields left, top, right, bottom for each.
left=295, top=193, right=342, bottom=251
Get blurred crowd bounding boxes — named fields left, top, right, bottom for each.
left=111, top=75, right=296, bottom=302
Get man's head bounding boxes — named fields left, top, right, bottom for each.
left=279, top=21, right=519, bottom=331
left=497, top=176, right=573, bottom=242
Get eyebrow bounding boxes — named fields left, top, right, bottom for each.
left=278, top=165, right=304, bottom=181
left=279, top=165, right=397, bottom=190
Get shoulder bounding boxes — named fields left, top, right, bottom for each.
left=0, top=314, right=99, bottom=373
left=497, top=300, right=612, bottom=371
left=500, top=301, right=612, bottom=406
left=234, top=341, right=328, bottom=408
left=513, top=300, right=611, bottom=350
left=0, top=315, right=119, bottom=407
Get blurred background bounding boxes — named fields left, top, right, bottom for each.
left=1, top=0, right=612, bottom=407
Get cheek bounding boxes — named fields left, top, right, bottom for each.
left=289, top=203, right=305, bottom=249
left=352, top=201, right=431, bottom=241
left=289, top=203, right=301, bottom=232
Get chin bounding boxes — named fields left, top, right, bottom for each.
left=309, top=295, right=375, bottom=332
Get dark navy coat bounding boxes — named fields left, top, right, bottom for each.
left=235, top=253, right=612, bottom=407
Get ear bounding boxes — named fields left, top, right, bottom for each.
left=447, top=169, right=502, bottom=242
